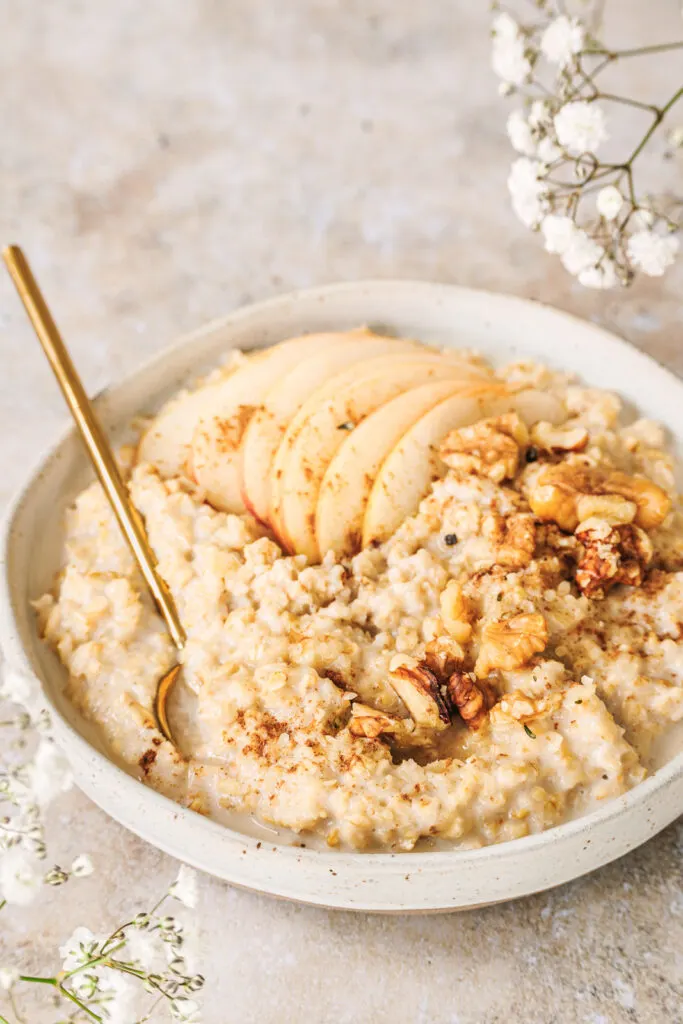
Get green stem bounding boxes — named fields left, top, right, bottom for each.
left=584, top=42, right=683, bottom=59
left=58, top=984, right=102, bottom=1022
left=627, top=87, right=683, bottom=164
left=0, top=1015, right=11, bottom=1024
left=597, top=92, right=659, bottom=114
left=0, top=900, right=6, bottom=913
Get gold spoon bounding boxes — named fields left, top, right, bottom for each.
left=3, top=245, right=184, bottom=746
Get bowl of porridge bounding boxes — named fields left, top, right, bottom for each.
left=2, top=280, right=683, bottom=912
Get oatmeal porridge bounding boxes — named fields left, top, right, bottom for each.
left=34, top=331, right=683, bottom=851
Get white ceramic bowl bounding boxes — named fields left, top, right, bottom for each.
left=2, top=281, right=683, bottom=913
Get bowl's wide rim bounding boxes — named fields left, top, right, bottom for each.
left=2, top=278, right=682, bottom=911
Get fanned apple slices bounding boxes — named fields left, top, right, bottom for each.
left=269, top=354, right=492, bottom=561
left=136, top=329, right=568, bottom=563
left=240, top=332, right=422, bottom=522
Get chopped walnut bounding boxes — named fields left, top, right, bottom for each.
left=529, top=421, right=589, bottom=453
left=446, top=670, right=495, bottom=729
left=389, top=663, right=451, bottom=731
left=439, top=580, right=473, bottom=643
left=348, top=704, right=413, bottom=740
left=574, top=517, right=654, bottom=598
left=440, top=413, right=529, bottom=483
left=475, top=612, right=548, bottom=678
left=575, top=494, right=636, bottom=525
left=424, top=632, right=466, bottom=678
left=528, top=463, right=671, bottom=532
left=482, top=512, right=536, bottom=568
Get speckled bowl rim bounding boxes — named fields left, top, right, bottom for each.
left=2, top=279, right=682, bottom=913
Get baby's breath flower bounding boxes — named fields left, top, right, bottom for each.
left=99, top=972, right=136, bottom=1024
left=0, top=667, right=40, bottom=712
left=508, top=157, right=548, bottom=226
left=596, top=186, right=624, bottom=221
left=540, top=16, right=584, bottom=68
left=627, top=230, right=680, bottom=276
left=554, top=101, right=608, bottom=155
left=170, top=864, right=198, bottom=909
left=578, top=259, right=618, bottom=290
left=507, top=109, right=535, bottom=155
left=71, top=853, right=95, bottom=877
left=171, top=996, right=202, bottom=1022
left=492, top=13, right=531, bottom=87
left=560, top=228, right=604, bottom=276
left=0, top=847, right=42, bottom=905
left=537, top=136, right=562, bottom=163
left=125, top=926, right=166, bottom=972
left=541, top=214, right=576, bottom=255
left=668, top=125, right=683, bottom=148
left=59, top=926, right=99, bottom=972
left=30, top=740, right=73, bottom=807
left=0, top=966, right=19, bottom=991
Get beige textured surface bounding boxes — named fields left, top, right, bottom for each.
left=1, top=2, right=682, bottom=1022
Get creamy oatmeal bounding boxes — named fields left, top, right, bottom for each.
left=34, top=339, right=683, bottom=852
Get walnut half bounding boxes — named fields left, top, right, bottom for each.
left=389, top=662, right=451, bottom=731
left=574, top=517, right=654, bottom=598
left=348, top=704, right=414, bottom=740
left=440, top=413, right=529, bottom=483
left=474, top=612, right=548, bottom=678
left=528, top=463, right=670, bottom=532
left=446, top=671, right=495, bottom=730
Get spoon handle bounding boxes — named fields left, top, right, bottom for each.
left=3, top=245, right=186, bottom=650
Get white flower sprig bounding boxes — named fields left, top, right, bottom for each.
left=0, top=660, right=204, bottom=1023
left=0, top=667, right=83, bottom=910
left=492, top=1, right=683, bottom=287
left=0, top=866, right=204, bottom=1023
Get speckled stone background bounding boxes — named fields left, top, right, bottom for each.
left=1, top=2, right=682, bottom=1022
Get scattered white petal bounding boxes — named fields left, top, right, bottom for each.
left=0, top=967, right=19, bottom=991
left=506, top=109, right=535, bottom=155
left=596, top=185, right=624, bottom=221
left=30, top=740, right=73, bottom=807
left=492, top=13, right=531, bottom=86
left=668, top=125, right=683, bottom=148
left=71, top=853, right=95, bottom=878
left=541, top=215, right=576, bottom=255
left=59, top=926, right=99, bottom=972
left=0, top=848, right=42, bottom=906
left=507, top=158, right=548, bottom=227
left=541, top=16, right=584, bottom=67
left=170, top=864, right=198, bottom=909
left=627, top=231, right=679, bottom=276
left=554, top=101, right=608, bottom=155
left=578, top=259, right=618, bottom=289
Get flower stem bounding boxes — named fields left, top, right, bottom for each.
left=584, top=41, right=683, bottom=59
left=58, top=984, right=103, bottom=1021
left=0, top=900, right=6, bottom=913
left=628, top=86, right=683, bottom=164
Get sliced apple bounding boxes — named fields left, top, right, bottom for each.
left=240, top=333, right=423, bottom=522
left=316, top=378, right=493, bottom=559
left=362, top=386, right=567, bottom=547
left=270, top=357, right=492, bottom=561
left=189, top=331, right=398, bottom=514
left=137, top=365, right=244, bottom=480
